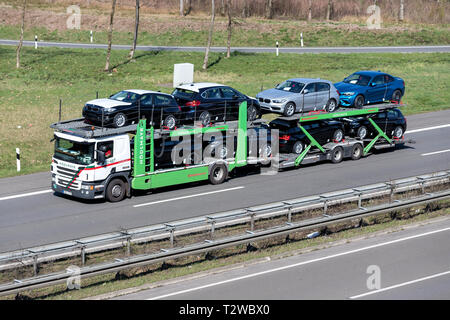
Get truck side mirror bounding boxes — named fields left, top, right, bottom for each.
left=97, top=150, right=105, bottom=164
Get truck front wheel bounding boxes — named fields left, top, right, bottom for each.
left=106, top=179, right=126, bottom=202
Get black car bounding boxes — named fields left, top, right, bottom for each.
left=82, top=90, right=183, bottom=129
left=342, top=108, right=407, bottom=140
left=171, top=83, right=261, bottom=126
left=269, top=118, right=345, bottom=154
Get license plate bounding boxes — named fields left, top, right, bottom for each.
left=63, top=190, right=72, bottom=196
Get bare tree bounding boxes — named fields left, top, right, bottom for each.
left=326, top=0, right=333, bottom=21
left=308, top=0, right=312, bottom=21
left=241, top=0, right=250, bottom=18
left=265, top=0, right=274, bottom=19
left=226, top=0, right=232, bottom=58
left=202, top=0, right=216, bottom=70
left=179, top=0, right=184, bottom=16
left=128, top=0, right=140, bottom=60
left=105, top=0, right=117, bottom=71
left=16, top=0, right=27, bottom=69
left=399, top=0, right=404, bottom=21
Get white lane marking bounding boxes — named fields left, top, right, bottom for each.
left=406, top=124, right=450, bottom=134
left=0, top=189, right=53, bottom=201
left=350, top=270, right=450, bottom=299
left=421, top=149, right=450, bottom=156
left=133, top=186, right=245, bottom=208
left=146, top=226, right=450, bottom=300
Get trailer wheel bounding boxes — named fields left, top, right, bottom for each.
left=106, top=179, right=126, bottom=202
left=354, top=95, right=365, bottom=109
left=283, top=103, right=296, bottom=117
left=325, top=99, right=338, bottom=113
left=331, top=147, right=344, bottom=164
left=209, top=163, right=227, bottom=185
left=351, top=144, right=363, bottom=160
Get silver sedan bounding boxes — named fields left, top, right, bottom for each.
left=256, top=78, right=340, bottom=117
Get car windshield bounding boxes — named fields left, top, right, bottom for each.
left=172, top=88, right=197, bottom=99
left=275, top=81, right=305, bottom=93
left=110, top=91, right=141, bottom=103
left=343, top=74, right=371, bottom=86
left=54, top=137, right=95, bottom=165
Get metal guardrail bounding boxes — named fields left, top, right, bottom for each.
left=1, top=170, right=449, bottom=271
left=0, top=170, right=449, bottom=296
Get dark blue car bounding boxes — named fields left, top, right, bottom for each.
left=334, top=71, right=405, bottom=108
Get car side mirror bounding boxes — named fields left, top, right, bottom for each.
left=370, top=82, right=377, bottom=87
left=303, top=89, right=309, bottom=94
left=97, top=150, right=105, bottom=164
left=232, top=95, right=239, bottom=100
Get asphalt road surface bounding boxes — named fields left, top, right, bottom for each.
left=0, top=109, right=449, bottom=252
left=115, top=216, right=450, bottom=300
left=1, top=40, right=450, bottom=54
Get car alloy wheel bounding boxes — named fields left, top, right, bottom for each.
left=392, top=90, right=402, bottom=102
left=354, top=96, right=364, bottom=109
left=199, top=111, right=211, bottom=126
left=284, top=103, right=295, bottom=117
left=248, top=105, right=258, bottom=121
left=164, top=115, right=176, bottom=130
left=357, top=126, right=367, bottom=139
left=393, top=126, right=404, bottom=139
left=113, top=113, right=127, bottom=128
left=333, top=129, right=344, bottom=142
left=293, top=141, right=303, bottom=154
left=326, top=99, right=337, bottom=113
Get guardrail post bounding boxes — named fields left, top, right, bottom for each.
left=387, top=182, right=396, bottom=203
left=287, top=205, right=292, bottom=223
left=170, top=228, right=175, bottom=247
left=417, top=177, right=426, bottom=194
left=33, top=254, right=38, bottom=276
left=127, top=236, right=131, bottom=256
left=323, top=199, right=328, bottom=215
left=81, top=245, right=86, bottom=266
left=357, top=191, right=363, bottom=209
left=207, top=217, right=216, bottom=240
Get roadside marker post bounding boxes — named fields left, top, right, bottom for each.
left=276, top=41, right=279, bottom=56
left=90, top=30, right=93, bottom=43
left=16, top=148, right=20, bottom=172
left=301, top=32, right=304, bottom=47
left=34, top=35, right=38, bottom=49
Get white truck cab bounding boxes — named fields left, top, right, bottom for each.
left=51, top=131, right=132, bottom=200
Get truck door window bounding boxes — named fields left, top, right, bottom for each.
left=98, top=141, right=114, bottom=159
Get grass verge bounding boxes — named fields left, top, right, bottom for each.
left=0, top=45, right=449, bottom=178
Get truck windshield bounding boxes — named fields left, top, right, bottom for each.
left=54, top=137, right=95, bottom=165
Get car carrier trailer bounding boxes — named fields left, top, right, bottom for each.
left=50, top=101, right=405, bottom=202
left=277, top=103, right=406, bottom=169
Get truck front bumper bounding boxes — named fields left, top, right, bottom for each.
left=51, top=176, right=106, bottom=200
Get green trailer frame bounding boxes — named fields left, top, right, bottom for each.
left=131, top=101, right=249, bottom=190
left=293, top=104, right=400, bottom=166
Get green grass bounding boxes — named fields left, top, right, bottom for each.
left=0, top=45, right=449, bottom=178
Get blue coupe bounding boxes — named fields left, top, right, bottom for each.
left=334, top=71, right=405, bottom=108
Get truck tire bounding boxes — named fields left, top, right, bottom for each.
left=106, top=179, right=126, bottom=202
left=331, top=147, right=344, bottom=164
left=209, top=163, right=227, bottom=185
left=351, top=143, right=363, bottom=160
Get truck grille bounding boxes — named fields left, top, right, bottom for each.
left=55, top=165, right=83, bottom=190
